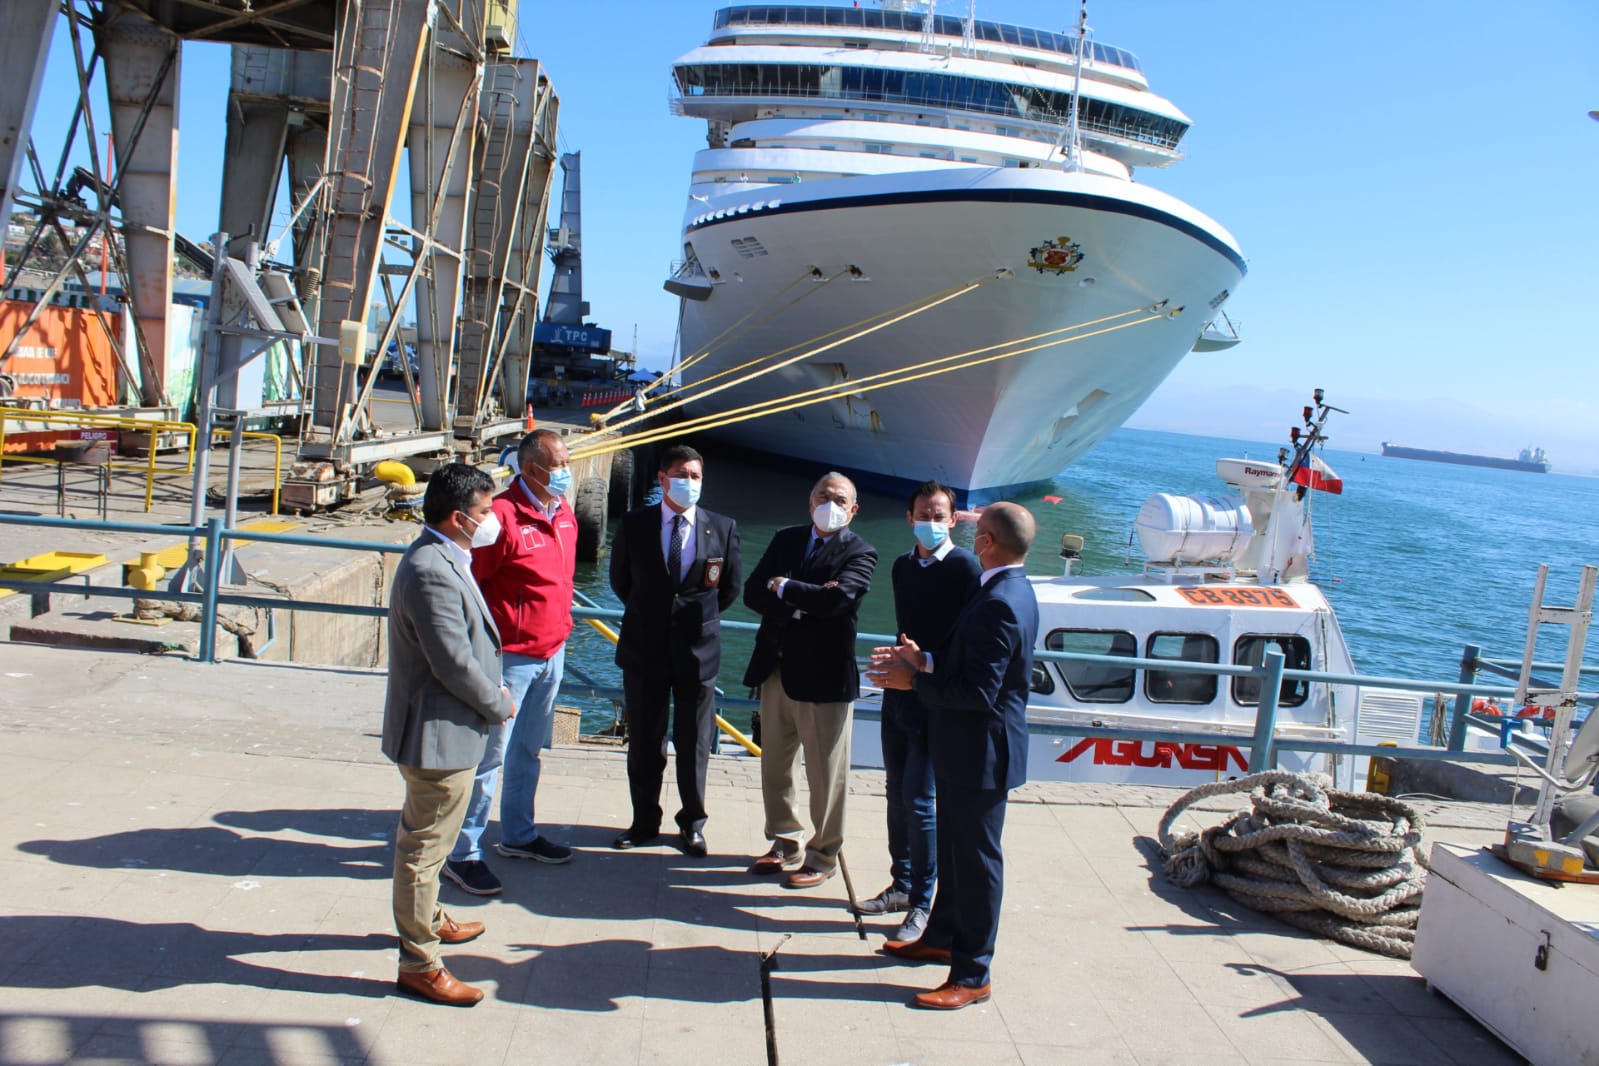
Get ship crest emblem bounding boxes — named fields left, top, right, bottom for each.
left=1027, top=237, right=1085, bottom=275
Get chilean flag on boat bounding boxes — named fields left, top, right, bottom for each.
left=1291, top=453, right=1344, bottom=494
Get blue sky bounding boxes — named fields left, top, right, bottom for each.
left=28, top=1, right=1599, bottom=470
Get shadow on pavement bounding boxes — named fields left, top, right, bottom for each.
left=448, top=940, right=902, bottom=1011
left=0, top=915, right=392, bottom=997
left=19, top=823, right=390, bottom=880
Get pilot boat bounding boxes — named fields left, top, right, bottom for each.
left=855, top=391, right=1424, bottom=789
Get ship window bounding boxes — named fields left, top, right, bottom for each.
left=1045, top=629, right=1135, bottom=703
left=1232, top=635, right=1312, bottom=708
left=1071, top=588, right=1155, bottom=602
left=1029, top=663, right=1054, bottom=695
left=1145, top=633, right=1219, bottom=705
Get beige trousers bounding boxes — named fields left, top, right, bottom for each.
left=758, top=671, right=853, bottom=872
left=393, top=763, right=475, bottom=973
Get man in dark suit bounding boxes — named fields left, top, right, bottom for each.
left=609, top=443, right=742, bottom=856
left=856, top=481, right=981, bottom=944
left=867, top=501, right=1039, bottom=1010
left=383, top=463, right=517, bottom=1007
left=743, top=472, right=878, bottom=888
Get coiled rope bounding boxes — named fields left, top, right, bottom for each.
left=1157, top=771, right=1429, bottom=959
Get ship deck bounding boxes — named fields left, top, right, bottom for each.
left=0, top=643, right=1521, bottom=1065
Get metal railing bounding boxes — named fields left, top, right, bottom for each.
left=0, top=406, right=198, bottom=511
left=3, top=510, right=1593, bottom=775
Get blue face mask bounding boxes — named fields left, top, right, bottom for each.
left=912, top=520, right=949, bottom=551
left=666, top=476, right=701, bottom=509
left=545, top=466, right=572, bottom=496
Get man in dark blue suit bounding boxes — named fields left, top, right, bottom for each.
left=867, top=501, right=1039, bottom=1010
left=609, top=444, right=742, bottom=856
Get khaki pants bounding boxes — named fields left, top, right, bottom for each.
left=758, top=671, right=853, bottom=872
left=394, top=763, right=475, bottom=973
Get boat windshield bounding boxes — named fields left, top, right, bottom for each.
left=1232, top=635, right=1311, bottom=708
left=1045, top=629, right=1136, bottom=703
left=1145, top=633, right=1219, bottom=704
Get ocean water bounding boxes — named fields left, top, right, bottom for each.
left=565, top=427, right=1599, bottom=731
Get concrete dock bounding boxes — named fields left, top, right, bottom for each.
left=0, top=641, right=1524, bottom=1066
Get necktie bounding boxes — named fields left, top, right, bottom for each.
left=669, top=514, right=684, bottom=583
left=803, top=536, right=821, bottom=568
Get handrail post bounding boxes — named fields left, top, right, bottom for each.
left=145, top=424, right=157, bottom=512
left=1247, top=647, right=1285, bottom=771
left=1446, top=643, right=1481, bottom=752
left=198, top=517, right=224, bottom=663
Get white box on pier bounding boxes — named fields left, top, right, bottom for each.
left=1412, top=842, right=1599, bottom=1065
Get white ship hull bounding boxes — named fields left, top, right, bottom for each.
left=677, top=167, right=1246, bottom=502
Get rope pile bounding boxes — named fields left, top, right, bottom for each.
left=1157, top=770, right=1429, bottom=959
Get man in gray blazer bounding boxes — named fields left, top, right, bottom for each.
left=383, top=463, right=515, bottom=1007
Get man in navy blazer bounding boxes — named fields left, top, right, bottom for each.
left=868, top=501, right=1039, bottom=1010
left=743, top=472, right=877, bottom=888
left=609, top=444, right=742, bottom=856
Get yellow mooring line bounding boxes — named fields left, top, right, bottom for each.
left=588, top=271, right=1000, bottom=443
left=572, top=301, right=1171, bottom=462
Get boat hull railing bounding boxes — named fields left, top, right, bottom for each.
left=3, top=512, right=1591, bottom=775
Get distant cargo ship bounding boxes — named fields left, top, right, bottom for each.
left=1380, top=442, right=1551, bottom=474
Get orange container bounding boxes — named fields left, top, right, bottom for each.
left=0, top=298, right=122, bottom=452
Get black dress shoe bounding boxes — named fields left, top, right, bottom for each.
left=679, top=829, right=708, bottom=857
left=612, top=826, right=659, bottom=850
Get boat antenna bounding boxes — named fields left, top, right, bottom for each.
left=920, top=0, right=937, bottom=54
left=1282, top=387, right=1347, bottom=484
left=960, top=0, right=976, bottom=57
left=1063, top=0, right=1089, bottom=171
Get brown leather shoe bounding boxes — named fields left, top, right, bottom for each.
left=882, top=938, right=953, bottom=965
left=437, top=913, right=484, bottom=944
left=783, top=865, right=834, bottom=889
left=912, top=982, right=991, bottom=1010
left=396, top=965, right=484, bottom=1006
left=748, top=847, right=799, bottom=875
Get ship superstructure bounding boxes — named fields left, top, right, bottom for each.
left=664, top=2, right=1246, bottom=501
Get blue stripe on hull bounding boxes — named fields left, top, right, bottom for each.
left=687, top=185, right=1249, bottom=276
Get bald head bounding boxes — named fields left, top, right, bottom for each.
left=977, top=502, right=1035, bottom=564
left=517, top=428, right=564, bottom=469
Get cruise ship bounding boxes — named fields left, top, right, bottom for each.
left=663, top=2, right=1247, bottom=502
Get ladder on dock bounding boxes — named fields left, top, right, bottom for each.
left=1516, top=564, right=1597, bottom=826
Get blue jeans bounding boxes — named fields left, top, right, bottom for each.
left=449, top=646, right=564, bottom=861
left=881, top=693, right=937, bottom=909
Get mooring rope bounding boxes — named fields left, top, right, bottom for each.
left=651, top=269, right=838, bottom=395
left=1157, top=771, right=1429, bottom=959
left=588, top=271, right=998, bottom=443
left=570, top=304, right=1167, bottom=462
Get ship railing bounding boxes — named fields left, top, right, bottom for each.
left=3, top=510, right=1592, bottom=776
left=671, top=84, right=1180, bottom=150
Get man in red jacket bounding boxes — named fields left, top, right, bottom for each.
left=443, top=430, right=578, bottom=897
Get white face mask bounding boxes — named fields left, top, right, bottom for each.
left=464, top=510, right=502, bottom=549
left=812, top=500, right=851, bottom=534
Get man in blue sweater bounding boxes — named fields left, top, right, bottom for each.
left=856, top=481, right=980, bottom=943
